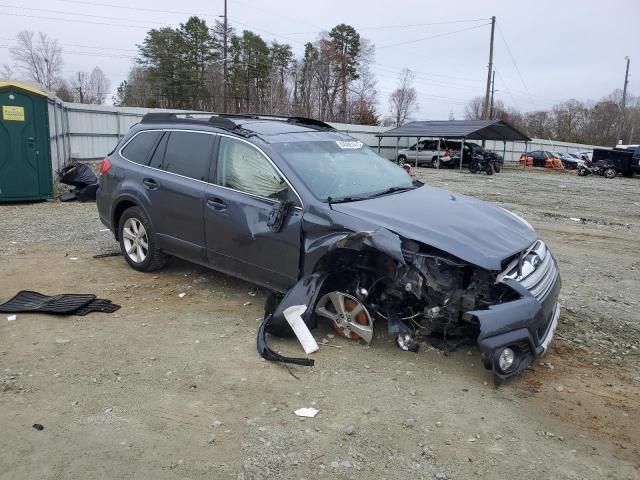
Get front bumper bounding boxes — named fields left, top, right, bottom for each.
left=472, top=266, right=561, bottom=385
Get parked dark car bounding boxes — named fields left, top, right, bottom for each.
left=96, top=113, right=560, bottom=384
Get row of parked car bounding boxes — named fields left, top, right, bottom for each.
left=396, top=140, right=504, bottom=170
left=518, top=150, right=590, bottom=170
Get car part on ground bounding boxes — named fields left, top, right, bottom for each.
left=0, top=291, right=120, bottom=316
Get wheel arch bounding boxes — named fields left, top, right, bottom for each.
left=111, top=196, right=150, bottom=241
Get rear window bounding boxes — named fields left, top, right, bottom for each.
left=121, top=131, right=162, bottom=165
left=162, top=131, right=215, bottom=181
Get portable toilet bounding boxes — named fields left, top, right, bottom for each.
left=0, top=81, right=53, bottom=201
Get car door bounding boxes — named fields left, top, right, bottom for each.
left=204, top=135, right=302, bottom=292
left=143, top=130, right=215, bottom=262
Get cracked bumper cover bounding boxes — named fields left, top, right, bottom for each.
left=472, top=270, right=561, bottom=385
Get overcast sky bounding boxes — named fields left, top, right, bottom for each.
left=1, top=0, right=639, bottom=119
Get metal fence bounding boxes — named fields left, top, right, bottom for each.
left=49, top=102, right=606, bottom=172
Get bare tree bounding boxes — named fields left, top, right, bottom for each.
left=10, top=30, right=63, bottom=90
left=69, top=67, right=111, bottom=104
left=388, top=68, right=418, bottom=127
left=464, top=96, right=484, bottom=120
left=1, top=64, right=15, bottom=80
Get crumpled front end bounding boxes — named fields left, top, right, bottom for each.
left=258, top=214, right=561, bottom=385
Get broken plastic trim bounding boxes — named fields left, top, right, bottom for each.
left=257, top=314, right=315, bottom=366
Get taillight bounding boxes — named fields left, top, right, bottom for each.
left=99, top=158, right=112, bottom=175
left=444, top=149, right=450, bottom=157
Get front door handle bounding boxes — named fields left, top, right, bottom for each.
left=206, top=198, right=227, bottom=211
left=143, top=178, right=158, bottom=190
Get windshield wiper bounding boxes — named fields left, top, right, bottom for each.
left=327, top=195, right=369, bottom=204
left=365, top=185, right=417, bottom=199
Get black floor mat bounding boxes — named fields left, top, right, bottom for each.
left=0, top=291, right=120, bottom=316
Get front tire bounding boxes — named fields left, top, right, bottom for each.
left=604, top=168, right=616, bottom=179
left=118, top=206, right=166, bottom=272
left=485, top=164, right=494, bottom=175
left=432, top=157, right=440, bottom=169
left=397, top=155, right=407, bottom=165
left=468, top=162, right=480, bottom=174
left=578, top=167, right=589, bottom=176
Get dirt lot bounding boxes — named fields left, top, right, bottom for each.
left=1, top=167, right=639, bottom=480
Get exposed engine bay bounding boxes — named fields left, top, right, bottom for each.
left=310, top=239, right=518, bottom=352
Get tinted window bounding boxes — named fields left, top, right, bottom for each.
left=162, top=131, right=215, bottom=181
left=216, top=137, right=289, bottom=201
left=121, top=131, right=162, bottom=164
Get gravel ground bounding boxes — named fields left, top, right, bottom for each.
left=1, top=167, right=639, bottom=480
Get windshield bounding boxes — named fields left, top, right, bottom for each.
left=273, top=140, right=415, bottom=202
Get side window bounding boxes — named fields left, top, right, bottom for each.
left=216, top=137, right=289, bottom=201
left=149, top=132, right=168, bottom=169
left=121, top=131, right=162, bottom=165
left=162, top=131, right=215, bottom=181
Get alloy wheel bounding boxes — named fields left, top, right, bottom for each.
left=122, top=217, right=149, bottom=263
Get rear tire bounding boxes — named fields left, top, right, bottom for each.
left=432, top=157, right=440, bottom=169
left=604, top=168, right=616, bottom=179
left=118, top=206, right=166, bottom=272
left=397, top=155, right=407, bottom=165
left=494, top=163, right=501, bottom=173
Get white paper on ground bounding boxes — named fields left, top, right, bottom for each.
left=283, top=305, right=319, bottom=354
left=7, top=315, right=17, bottom=321
left=294, top=407, right=319, bottom=418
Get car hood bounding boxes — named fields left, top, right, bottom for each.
left=330, top=185, right=538, bottom=271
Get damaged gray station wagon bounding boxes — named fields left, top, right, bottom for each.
left=97, top=113, right=561, bottom=384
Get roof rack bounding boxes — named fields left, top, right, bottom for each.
left=140, top=112, right=335, bottom=133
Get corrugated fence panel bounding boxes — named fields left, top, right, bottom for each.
left=48, top=102, right=607, bottom=164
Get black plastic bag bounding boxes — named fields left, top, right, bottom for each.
left=58, top=163, right=98, bottom=189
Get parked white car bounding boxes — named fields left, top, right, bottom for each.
left=396, top=140, right=452, bottom=168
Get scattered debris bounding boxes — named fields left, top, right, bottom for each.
left=55, top=338, right=71, bottom=344
left=93, top=251, right=121, bottom=259
left=178, top=293, right=186, bottom=298
left=294, top=407, right=319, bottom=418
left=32, top=424, right=44, bottom=431
left=0, top=291, right=120, bottom=316
left=58, top=163, right=98, bottom=202
left=345, top=425, right=355, bottom=435
left=7, top=315, right=16, bottom=321
left=283, top=305, right=319, bottom=354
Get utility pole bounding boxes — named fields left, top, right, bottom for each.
left=489, top=69, right=496, bottom=120
left=483, top=16, right=496, bottom=120
left=223, top=0, right=228, bottom=113
left=619, top=56, right=630, bottom=144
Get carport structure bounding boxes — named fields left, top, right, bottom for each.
left=376, top=120, right=532, bottom=170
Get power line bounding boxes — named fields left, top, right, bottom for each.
left=496, top=23, right=538, bottom=110
left=55, top=0, right=221, bottom=20
left=0, top=12, right=166, bottom=29
left=284, top=18, right=489, bottom=35
left=377, top=22, right=490, bottom=49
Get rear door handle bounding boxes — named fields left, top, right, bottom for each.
left=143, top=178, right=158, bottom=190
left=206, top=198, right=227, bottom=211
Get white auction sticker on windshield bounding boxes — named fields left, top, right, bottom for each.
left=336, top=140, right=363, bottom=149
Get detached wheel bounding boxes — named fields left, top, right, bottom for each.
left=118, top=206, right=166, bottom=272
left=604, top=168, right=616, bottom=179
left=578, top=167, right=588, bottom=176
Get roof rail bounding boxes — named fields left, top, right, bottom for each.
left=140, top=112, right=239, bottom=131
left=217, top=113, right=335, bottom=131
left=140, top=112, right=335, bottom=134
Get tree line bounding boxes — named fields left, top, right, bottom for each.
left=116, top=17, right=380, bottom=125
left=465, top=89, right=640, bottom=146
left=3, top=21, right=637, bottom=145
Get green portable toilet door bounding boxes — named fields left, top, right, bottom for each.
left=0, top=88, right=42, bottom=200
